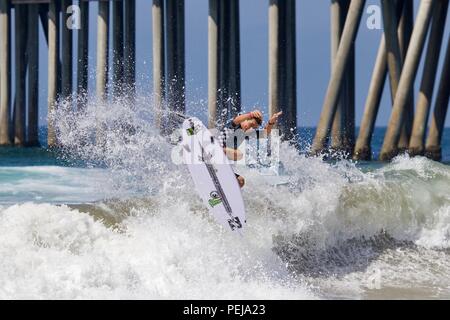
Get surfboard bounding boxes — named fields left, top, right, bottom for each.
left=181, top=117, right=246, bottom=233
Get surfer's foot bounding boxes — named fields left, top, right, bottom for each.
left=236, top=175, right=245, bottom=188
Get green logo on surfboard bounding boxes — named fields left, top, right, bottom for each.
left=186, top=127, right=195, bottom=136
left=208, top=191, right=222, bottom=207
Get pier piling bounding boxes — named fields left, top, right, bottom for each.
left=330, top=0, right=350, bottom=154
left=310, top=0, right=365, bottom=155
left=425, top=37, right=450, bottom=161
left=208, top=0, right=219, bottom=128
left=379, top=0, right=435, bottom=161
left=269, top=0, right=297, bottom=142
left=398, top=0, right=415, bottom=151
left=96, top=0, right=109, bottom=102
left=153, top=0, right=165, bottom=128
left=77, top=0, right=89, bottom=110
left=61, top=0, right=73, bottom=100
left=218, top=0, right=230, bottom=125
left=95, top=0, right=109, bottom=145
left=269, top=0, right=284, bottom=139
left=124, top=0, right=136, bottom=96
left=14, top=3, right=27, bottom=146
left=228, top=0, right=241, bottom=118
left=354, top=1, right=411, bottom=160
left=283, top=0, right=297, bottom=142
left=113, top=0, right=124, bottom=98
left=27, top=3, right=39, bottom=146
left=47, top=0, right=60, bottom=147
left=353, top=37, right=387, bottom=160
left=166, top=0, right=185, bottom=116
left=208, top=0, right=241, bottom=127
left=0, top=0, right=11, bottom=146
left=381, top=0, right=406, bottom=156
left=382, top=0, right=403, bottom=115
left=409, top=0, right=448, bottom=156
left=345, top=34, right=355, bottom=155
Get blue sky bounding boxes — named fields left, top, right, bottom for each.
left=31, top=0, right=450, bottom=128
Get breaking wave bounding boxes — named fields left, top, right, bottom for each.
left=0, top=95, right=449, bottom=299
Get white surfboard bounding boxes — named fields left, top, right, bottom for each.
left=181, top=117, right=246, bottom=233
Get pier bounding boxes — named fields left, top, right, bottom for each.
left=0, top=0, right=449, bottom=160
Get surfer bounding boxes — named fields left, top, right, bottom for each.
left=218, top=110, right=283, bottom=188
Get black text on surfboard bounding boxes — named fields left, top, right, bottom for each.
left=227, top=217, right=242, bottom=231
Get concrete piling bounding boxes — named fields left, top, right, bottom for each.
left=208, top=0, right=219, bottom=128
left=113, top=0, right=124, bottom=98
left=354, top=1, right=409, bottom=160
left=409, top=0, right=448, bottom=156
left=228, top=0, right=241, bottom=118
left=27, top=3, right=39, bottom=146
left=398, top=0, right=415, bottom=151
left=14, top=3, right=27, bottom=146
left=268, top=0, right=284, bottom=134
left=208, top=0, right=242, bottom=127
left=425, top=37, right=450, bottom=161
left=283, top=0, right=297, bottom=142
left=47, top=0, right=60, bottom=147
left=345, top=41, right=355, bottom=154
left=96, top=0, right=109, bottom=102
left=330, top=0, right=344, bottom=151
left=310, top=0, right=366, bottom=155
left=124, top=0, right=136, bottom=95
left=77, top=0, right=89, bottom=109
left=353, top=37, right=387, bottom=160
left=166, top=0, right=185, bottom=115
left=269, top=0, right=297, bottom=141
left=379, top=0, right=435, bottom=161
left=381, top=0, right=410, bottom=155
left=153, top=0, right=165, bottom=128
left=95, top=0, right=109, bottom=145
left=61, top=0, right=73, bottom=100
left=382, top=0, right=403, bottom=112
left=330, top=0, right=349, bottom=153
left=0, top=0, right=11, bottom=146
left=218, top=0, right=230, bottom=125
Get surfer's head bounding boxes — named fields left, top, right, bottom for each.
left=241, top=115, right=262, bottom=132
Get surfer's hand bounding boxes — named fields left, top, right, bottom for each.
left=224, top=147, right=243, bottom=161
left=236, top=175, right=245, bottom=188
left=250, top=110, right=263, bottom=122
left=268, top=111, right=283, bottom=125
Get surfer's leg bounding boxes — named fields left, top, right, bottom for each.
left=235, top=173, right=245, bottom=188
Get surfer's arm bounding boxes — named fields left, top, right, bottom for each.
left=264, top=111, right=283, bottom=135
left=232, top=110, right=263, bottom=126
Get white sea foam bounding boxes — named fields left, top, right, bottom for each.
left=0, top=202, right=314, bottom=299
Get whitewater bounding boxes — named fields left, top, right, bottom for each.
left=0, top=96, right=449, bottom=299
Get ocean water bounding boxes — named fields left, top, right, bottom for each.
left=0, top=97, right=449, bottom=299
